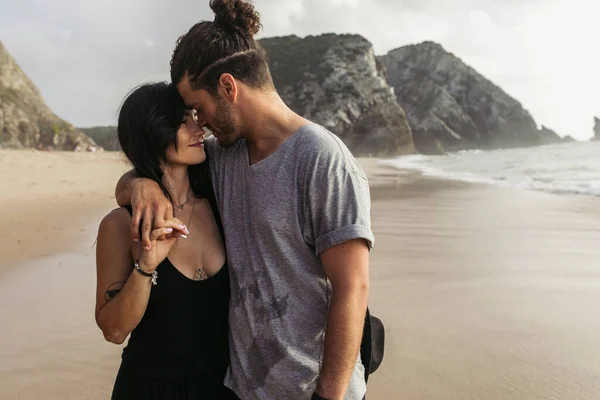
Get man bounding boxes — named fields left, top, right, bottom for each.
left=116, top=1, right=374, bottom=399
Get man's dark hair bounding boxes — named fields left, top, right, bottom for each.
left=170, top=0, right=273, bottom=94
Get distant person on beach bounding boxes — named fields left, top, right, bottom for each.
left=115, top=0, right=374, bottom=399
left=95, top=82, right=231, bottom=399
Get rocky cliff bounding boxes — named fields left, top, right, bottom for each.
left=538, top=125, right=562, bottom=144
left=594, top=117, right=600, bottom=141
left=260, top=34, right=414, bottom=156
left=3, top=34, right=575, bottom=155
left=381, top=41, right=548, bottom=154
left=0, top=41, right=99, bottom=151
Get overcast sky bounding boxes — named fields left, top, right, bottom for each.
left=1, top=0, right=598, bottom=140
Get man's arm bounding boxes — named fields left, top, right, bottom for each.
left=299, top=133, right=374, bottom=399
left=315, top=239, right=370, bottom=400
left=114, top=170, right=178, bottom=249
left=115, top=169, right=136, bottom=207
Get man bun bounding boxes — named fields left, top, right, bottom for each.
left=210, top=0, right=261, bottom=37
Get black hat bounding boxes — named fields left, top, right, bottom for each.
left=360, top=308, right=385, bottom=383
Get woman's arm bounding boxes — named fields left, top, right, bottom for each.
left=95, top=209, right=183, bottom=344
left=95, top=209, right=154, bottom=344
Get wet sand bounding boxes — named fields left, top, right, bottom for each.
left=2, top=150, right=600, bottom=399
left=0, top=149, right=129, bottom=399
left=365, top=178, right=600, bottom=400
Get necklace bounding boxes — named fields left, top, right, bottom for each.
left=173, top=193, right=194, bottom=211
left=174, top=198, right=203, bottom=279
left=186, top=198, right=196, bottom=231
left=174, top=197, right=196, bottom=237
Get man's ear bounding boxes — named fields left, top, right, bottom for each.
left=218, top=73, right=238, bottom=102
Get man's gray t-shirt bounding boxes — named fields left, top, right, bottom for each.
left=206, top=124, right=375, bottom=400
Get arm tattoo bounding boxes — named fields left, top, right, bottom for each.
left=194, top=268, right=208, bottom=281
left=105, top=281, right=126, bottom=302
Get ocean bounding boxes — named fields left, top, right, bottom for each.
left=382, top=141, right=600, bottom=197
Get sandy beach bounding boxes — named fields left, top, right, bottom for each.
left=0, top=150, right=130, bottom=271
left=1, top=149, right=600, bottom=400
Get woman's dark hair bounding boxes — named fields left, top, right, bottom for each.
left=117, top=82, right=212, bottom=202
left=170, top=0, right=273, bottom=94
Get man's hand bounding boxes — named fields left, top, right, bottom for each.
left=130, top=178, right=183, bottom=250
left=114, top=170, right=188, bottom=250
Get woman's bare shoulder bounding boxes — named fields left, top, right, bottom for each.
left=98, top=207, right=132, bottom=237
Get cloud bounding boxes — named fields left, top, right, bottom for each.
left=0, top=0, right=598, bottom=139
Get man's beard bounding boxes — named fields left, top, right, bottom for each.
left=213, top=97, right=239, bottom=148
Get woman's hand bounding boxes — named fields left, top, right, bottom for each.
left=137, top=218, right=188, bottom=271
left=130, top=178, right=189, bottom=249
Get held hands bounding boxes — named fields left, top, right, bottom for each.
left=137, top=218, right=188, bottom=272
left=130, top=178, right=190, bottom=251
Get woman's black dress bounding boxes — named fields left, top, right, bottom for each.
left=111, top=205, right=230, bottom=399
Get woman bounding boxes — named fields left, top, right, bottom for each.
left=95, top=82, right=230, bottom=399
